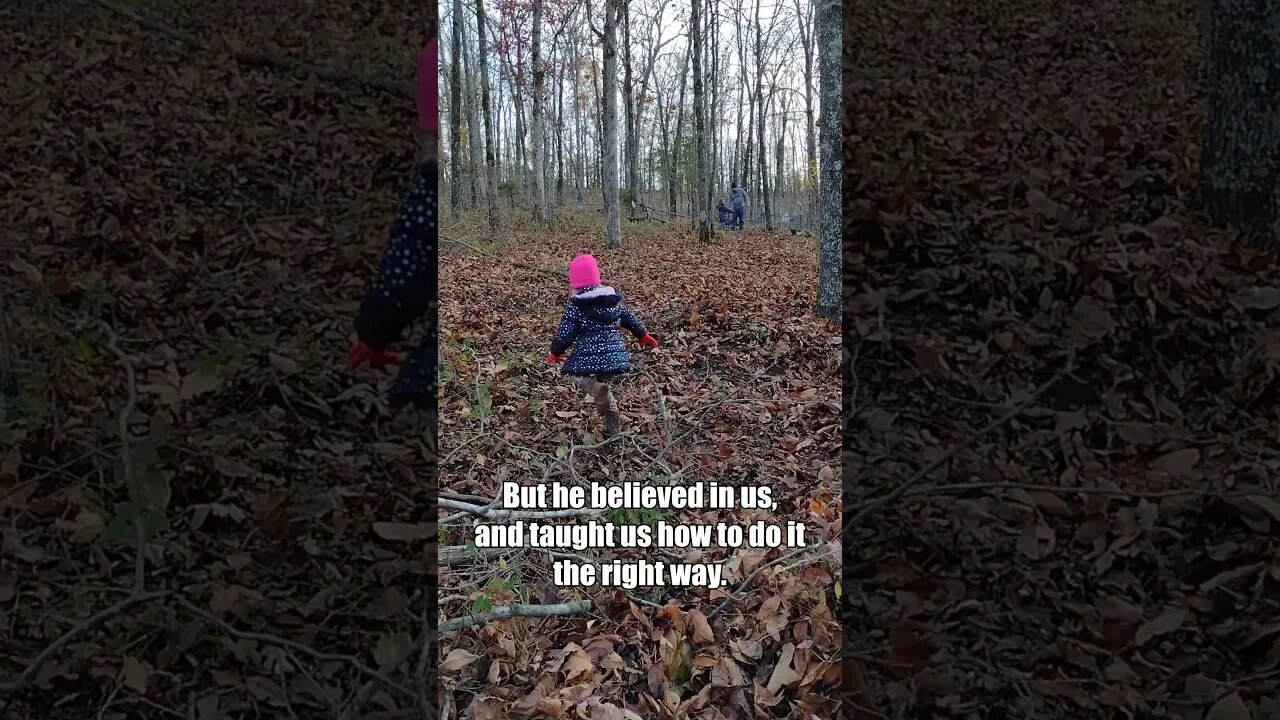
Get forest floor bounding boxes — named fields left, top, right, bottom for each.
left=437, top=213, right=842, bottom=718
left=849, top=0, right=1280, bottom=718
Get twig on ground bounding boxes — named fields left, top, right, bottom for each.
left=708, top=545, right=839, bottom=618
left=439, top=545, right=521, bottom=565
left=169, top=596, right=417, bottom=700
left=441, top=493, right=503, bottom=524
left=845, top=351, right=1075, bottom=533
left=637, top=367, right=674, bottom=467
left=439, top=600, right=593, bottom=635
left=441, top=235, right=562, bottom=277
left=438, top=497, right=601, bottom=520
left=85, top=0, right=414, bottom=100
left=441, top=433, right=493, bottom=465
left=0, top=591, right=170, bottom=694
left=413, top=606, right=435, bottom=719
left=95, top=320, right=146, bottom=596
left=898, top=482, right=1268, bottom=501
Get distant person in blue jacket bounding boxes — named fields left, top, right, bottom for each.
left=729, top=181, right=747, bottom=229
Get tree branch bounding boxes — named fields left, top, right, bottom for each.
left=94, top=320, right=145, bottom=597
left=439, top=600, right=592, bottom=634
left=440, top=235, right=563, bottom=278
left=439, top=497, right=603, bottom=520
left=0, top=591, right=170, bottom=694
left=844, top=351, right=1075, bottom=533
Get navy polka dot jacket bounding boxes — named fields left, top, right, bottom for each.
left=355, top=160, right=438, bottom=412
left=550, top=285, right=649, bottom=376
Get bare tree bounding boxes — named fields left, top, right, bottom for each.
left=793, top=0, right=817, bottom=228
left=602, top=0, right=623, bottom=247
left=572, top=19, right=587, bottom=204
left=476, top=0, right=501, bottom=232
left=463, top=26, right=485, bottom=207
left=752, top=0, right=781, bottom=230
left=815, top=0, right=840, bottom=320
left=531, top=0, right=549, bottom=223
left=692, top=0, right=711, bottom=243
left=450, top=0, right=465, bottom=216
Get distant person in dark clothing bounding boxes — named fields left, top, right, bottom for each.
left=716, top=199, right=733, bottom=229
left=729, top=182, right=747, bottom=229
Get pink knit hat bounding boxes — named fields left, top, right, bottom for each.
left=417, top=38, right=438, bottom=135
left=568, top=254, right=601, bottom=289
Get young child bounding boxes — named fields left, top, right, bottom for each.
left=716, top=199, right=733, bottom=229
left=347, top=37, right=439, bottom=420
left=547, top=254, right=658, bottom=437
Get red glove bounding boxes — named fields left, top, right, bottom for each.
left=547, top=353, right=564, bottom=364
left=637, top=334, right=659, bottom=350
left=347, top=342, right=401, bottom=370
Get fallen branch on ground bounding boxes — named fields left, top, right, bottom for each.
left=413, top=606, right=435, bottom=719
left=844, top=351, right=1075, bottom=533
left=439, top=600, right=593, bottom=635
left=708, top=545, right=839, bottom=618
left=0, top=590, right=416, bottom=705
left=440, top=235, right=562, bottom=277
left=438, top=497, right=602, bottom=520
left=94, top=320, right=146, bottom=596
left=0, top=591, right=170, bottom=694
left=169, top=596, right=417, bottom=699
left=440, top=544, right=526, bottom=565
left=86, top=0, right=413, bottom=101
left=901, top=482, right=1270, bottom=501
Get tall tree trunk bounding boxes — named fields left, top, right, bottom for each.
left=795, top=0, right=817, bottom=229
left=743, top=78, right=754, bottom=214
left=603, top=0, right=623, bottom=247
left=555, top=43, right=565, bottom=207
left=494, top=63, right=504, bottom=181
left=709, top=0, right=719, bottom=195
left=505, top=67, right=529, bottom=202
left=464, top=36, right=485, bottom=207
left=450, top=0, right=464, bottom=216
left=622, top=1, right=638, bottom=215
left=592, top=60, right=605, bottom=204
left=670, top=43, right=690, bottom=219
left=573, top=31, right=586, bottom=204
left=775, top=94, right=786, bottom=203
left=692, top=0, right=710, bottom=243
left=732, top=0, right=745, bottom=186
left=753, top=0, right=771, bottom=230
left=816, top=0, right=841, bottom=320
left=1201, top=0, right=1280, bottom=249
left=476, top=0, right=501, bottom=232
left=531, top=0, right=548, bottom=223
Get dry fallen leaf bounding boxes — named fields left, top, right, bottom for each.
left=1205, top=691, right=1252, bottom=720
left=121, top=655, right=147, bottom=695
left=712, top=655, right=746, bottom=687
left=1149, top=448, right=1200, bottom=477
left=766, top=642, right=803, bottom=694
left=441, top=648, right=481, bottom=672
left=1135, top=606, right=1189, bottom=646
left=687, top=609, right=714, bottom=644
